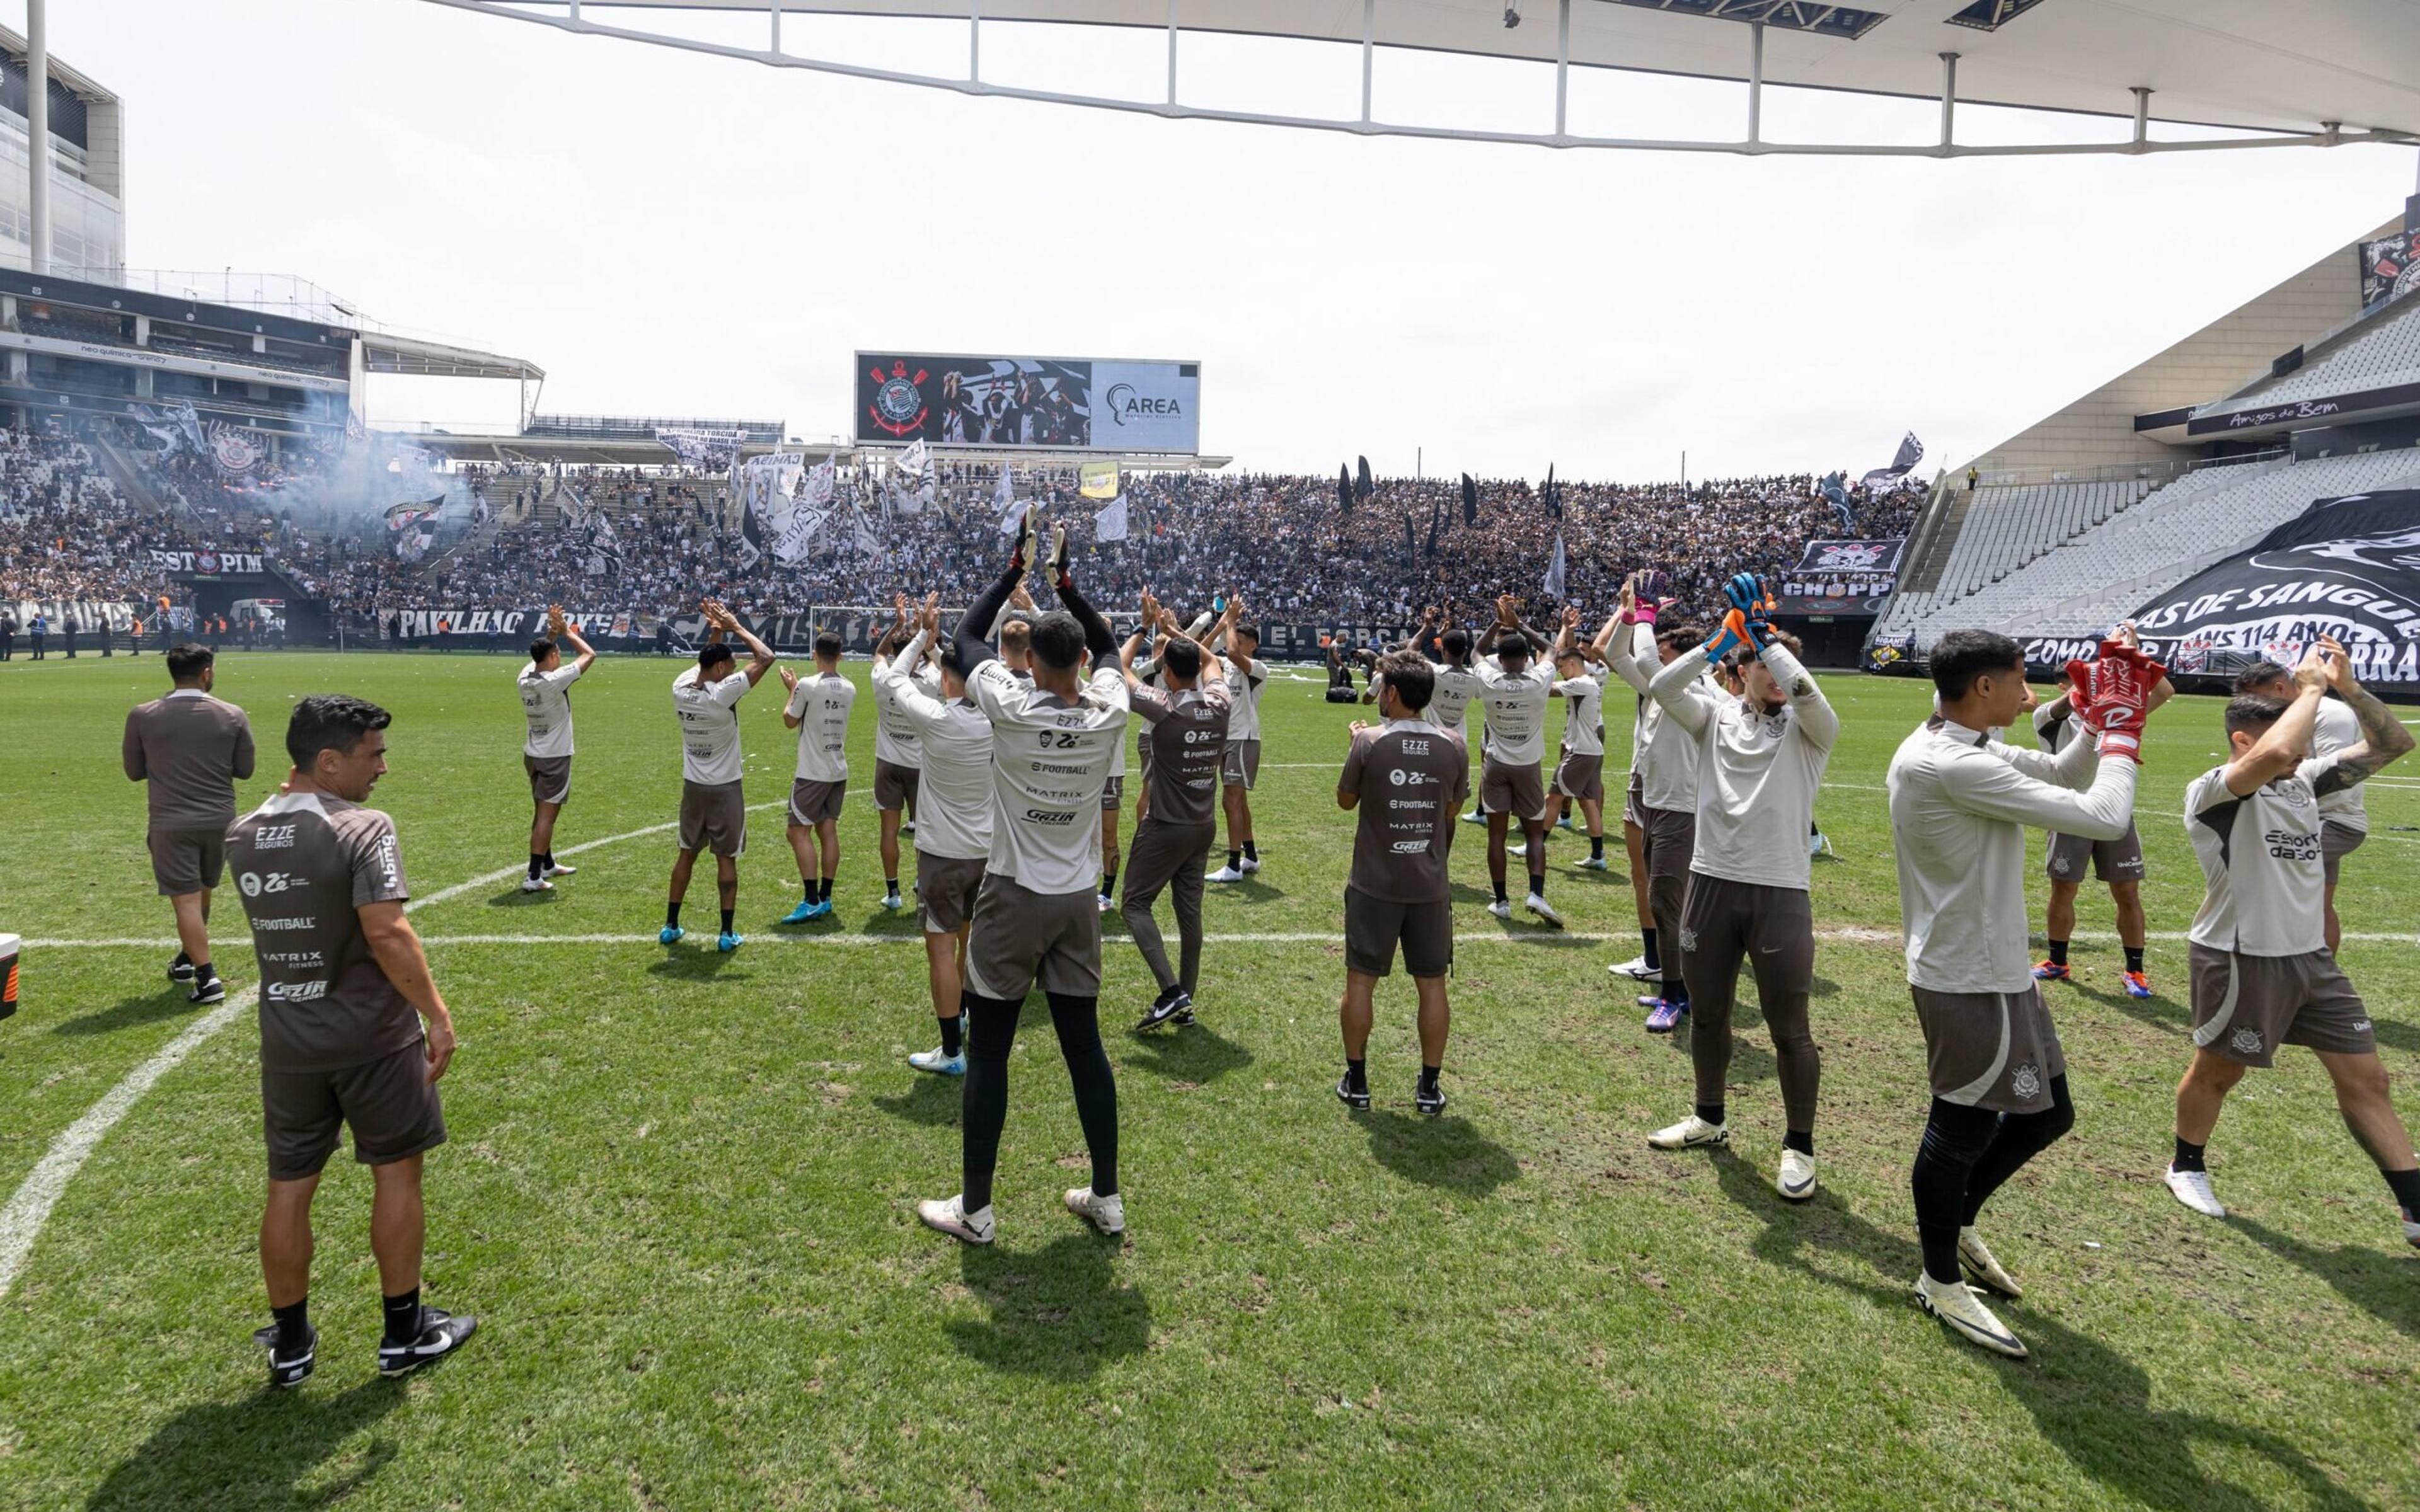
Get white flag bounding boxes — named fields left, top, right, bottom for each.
left=995, top=465, right=1022, bottom=535
left=1543, top=528, right=1567, bottom=602
left=1093, top=494, right=1129, bottom=543
left=850, top=506, right=882, bottom=559
left=899, top=438, right=931, bottom=479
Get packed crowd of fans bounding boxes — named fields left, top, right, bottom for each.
left=3, top=410, right=1924, bottom=645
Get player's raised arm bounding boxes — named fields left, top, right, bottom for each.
left=552, top=605, right=597, bottom=675
left=956, top=507, right=1037, bottom=677
left=705, top=600, right=776, bottom=686
left=778, top=664, right=805, bottom=728
left=2221, top=643, right=2333, bottom=796
left=2309, top=635, right=2416, bottom=792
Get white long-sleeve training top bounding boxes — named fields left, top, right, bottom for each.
left=1648, top=639, right=1838, bottom=891
left=1887, top=716, right=2134, bottom=994
left=1606, top=621, right=1714, bottom=813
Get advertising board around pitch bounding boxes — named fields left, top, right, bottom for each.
left=855, top=351, right=1201, bottom=454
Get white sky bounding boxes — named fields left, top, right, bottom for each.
left=37, top=0, right=2419, bottom=481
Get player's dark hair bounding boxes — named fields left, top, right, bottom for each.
left=1028, top=610, right=1085, bottom=671
left=1929, top=629, right=2025, bottom=701
left=2225, top=692, right=2290, bottom=738
left=814, top=630, right=844, bottom=659
left=698, top=643, right=735, bottom=670
left=2232, top=660, right=2291, bottom=695
left=286, top=694, right=391, bottom=768
left=1232, top=622, right=1260, bottom=645
left=1380, top=652, right=1434, bottom=713
left=1161, top=638, right=1203, bottom=681
left=936, top=638, right=969, bottom=680
left=1657, top=624, right=1705, bottom=653
left=529, top=637, right=558, bottom=664
left=165, top=643, right=214, bottom=682
left=875, top=626, right=908, bottom=658
left=1440, top=628, right=1470, bottom=662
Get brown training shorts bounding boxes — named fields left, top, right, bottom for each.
left=1553, top=748, right=1605, bottom=803
left=1911, top=982, right=2066, bottom=1115
left=1344, top=886, right=1453, bottom=979
left=788, top=777, right=846, bottom=827
left=679, top=779, right=749, bottom=857
left=914, top=850, right=987, bottom=936
left=1642, top=805, right=1695, bottom=883
left=2321, top=821, right=2365, bottom=886
left=1101, top=773, right=1125, bottom=813
left=2189, top=942, right=2375, bottom=1067
left=148, top=827, right=226, bottom=896
left=965, top=872, right=1103, bottom=1001
left=1221, top=738, right=1262, bottom=791
left=260, top=1040, right=447, bottom=1182
left=524, top=753, right=572, bottom=808
left=873, top=759, right=920, bottom=814
left=1479, top=755, right=1548, bottom=823
left=1622, top=770, right=1644, bottom=829
left=2046, top=822, right=2143, bottom=885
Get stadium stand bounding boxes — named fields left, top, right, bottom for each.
left=2197, top=290, right=2420, bottom=418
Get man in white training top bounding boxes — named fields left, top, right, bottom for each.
left=516, top=605, right=595, bottom=893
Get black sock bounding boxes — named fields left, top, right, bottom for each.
left=1492, top=879, right=1509, bottom=903
left=1528, top=871, right=1545, bottom=898
left=1641, top=929, right=1661, bottom=973
left=886, top=877, right=901, bottom=896
left=2172, top=1135, right=2206, bottom=1173
left=173, top=949, right=191, bottom=969
left=529, top=852, right=544, bottom=879
left=1784, top=1128, right=1814, bottom=1157
left=1696, top=1102, right=1726, bottom=1127
left=666, top=901, right=682, bottom=930
left=1418, top=1063, right=1441, bottom=1095
left=2048, top=939, right=2070, bottom=967
left=819, top=876, right=835, bottom=903
left=1100, top=871, right=1116, bottom=898
left=1242, top=841, right=1257, bottom=862
left=1228, top=849, right=1242, bottom=869
left=803, top=879, right=817, bottom=900
left=1913, top=1099, right=1998, bottom=1283
left=1345, top=1057, right=1368, bottom=1093
left=381, top=1288, right=422, bottom=1346
left=1591, top=835, right=1604, bottom=859
left=193, top=960, right=217, bottom=985
left=1662, top=977, right=1688, bottom=1006
left=2124, top=945, right=2146, bottom=973
left=272, top=1298, right=311, bottom=1351
left=542, top=852, right=555, bottom=869
left=2383, top=1166, right=2420, bottom=1217
left=720, top=907, right=735, bottom=934
left=940, top=1012, right=963, bottom=1057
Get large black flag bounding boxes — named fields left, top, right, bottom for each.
left=1337, top=464, right=1354, bottom=516
left=1461, top=472, right=1478, bottom=527
left=1424, top=495, right=1443, bottom=563
left=1356, top=455, right=1375, bottom=503
left=1402, top=509, right=1418, bottom=571
left=1543, top=464, right=1562, bottom=520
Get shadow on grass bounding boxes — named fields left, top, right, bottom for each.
left=945, top=1232, right=1150, bottom=1381
left=52, top=992, right=202, bottom=1038
left=483, top=885, right=556, bottom=908
left=873, top=1072, right=962, bottom=1128
left=1705, top=1152, right=2370, bottom=1512
left=2066, top=976, right=2187, bottom=1036
left=2227, top=1214, right=2420, bottom=1339
left=1122, top=1018, right=1253, bottom=1085
left=84, top=1378, right=405, bottom=1510
left=1359, top=1109, right=1518, bottom=1196
left=2368, top=1014, right=2420, bottom=1057
left=645, top=949, right=748, bottom=982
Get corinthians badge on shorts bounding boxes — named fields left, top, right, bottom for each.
left=868, top=360, right=930, bottom=438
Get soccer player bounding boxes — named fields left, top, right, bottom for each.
left=123, top=643, right=256, bottom=1005
left=516, top=606, right=596, bottom=893
left=870, top=615, right=938, bottom=914
left=1604, top=581, right=1714, bottom=1031
left=664, top=601, right=776, bottom=952
left=780, top=629, right=857, bottom=922
left=1130, top=605, right=1216, bottom=828
left=1336, top=652, right=1469, bottom=1116
left=1540, top=608, right=1611, bottom=869
left=1206, top=609, right=1269, bottom=883
left=875, top=594, right=996, bottom=1076
left=2031, top=626, right=2172, bottom=995
left=918, top=518, right=1129, bottom=1247
left=1473, top=595, right=1561, bottom=926
left=2165, top=638, right=2419, bottom=1249
left=227, top=694, right=473, bottom=1387
left=1122, top=590, right=1234, bottom=1031
left=1385, top=607, right=1487, bottom=829
left=1642, top=575, right=1835, bottom=1200
left=1887, top=629, right=2152, bottom=1359
left=2230, top=658, right=2370, bottom=953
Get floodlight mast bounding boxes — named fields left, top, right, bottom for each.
left=412, top=0, right=2418, bottom=161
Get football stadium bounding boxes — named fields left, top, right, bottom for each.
left=3, top=3, right=2419, bottom=1507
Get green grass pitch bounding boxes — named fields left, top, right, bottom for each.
left=0, top=650, right=2415, bottom=1510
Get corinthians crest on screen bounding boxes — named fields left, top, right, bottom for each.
left=868, top=360, right=930, bottom=438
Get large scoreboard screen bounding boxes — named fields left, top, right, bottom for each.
left=855, top=352, right=1201, bottom=453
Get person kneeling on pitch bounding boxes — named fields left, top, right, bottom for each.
left=2165, top=638, right=2420, bottom=1249
left=1335, top=654, right=1470, bottom=1116
left=227, top=696, right=472, bottom=1387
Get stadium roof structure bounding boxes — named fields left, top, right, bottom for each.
left=420, top=0, right=2420, bottom=158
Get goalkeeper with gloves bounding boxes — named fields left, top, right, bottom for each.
left=1884, top=628, right=2155, bottom=1361
left=1641, top=573, right=1837, bottom=1205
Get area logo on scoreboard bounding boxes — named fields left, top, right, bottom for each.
left=1103, top=381, right=1183, bottom=430
left=868, top=360, right=930, bottom=438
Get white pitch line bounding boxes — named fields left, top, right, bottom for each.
left=0, top=806, right=778, bottom=1304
